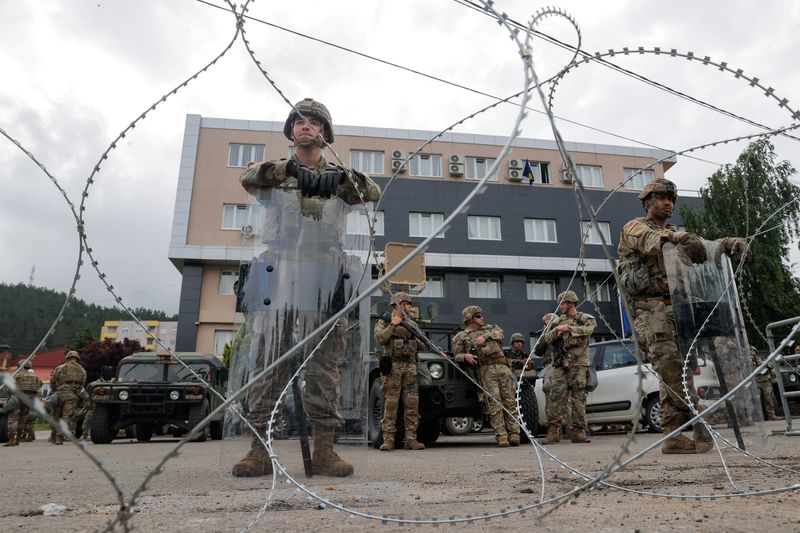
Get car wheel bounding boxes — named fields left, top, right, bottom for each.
left=368, top=377, right=384, bottom=448
left=471, top=418, right=484, bottom=433
left=518, top=382, right=539, bottom=443
left=90, top=405, right=115, bottom=444
left=209, top=420, right=224, bottom=441
left=644, top=395, right=663, bottom=433
left=187, top=401, right=209, bottom=442
left=417, top=417, right=440, bottom=444
left=444, top=417, right=473, bottom=435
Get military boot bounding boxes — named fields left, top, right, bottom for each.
left=497, top=436, right=510, bottom=447
left=661, top=419, right=697, bottom=454
left=3, top=434, right=19, bottom=447
left=404, top=435, right=425, bottom=450
left=570, top=428, right=591, bottom=443
left=692, top=422, right=714, bottom=454
left=379, top=434, right=395, bottom=451
left=508, top=434, right=521, bottom=447
left=24, top=430, right=35, bottom=442
left=311, top=425, right=354, bottom=477
left=231, top=435, right=273, bottom=477
left=54, top=434, right=64, bottom=445
left=541, top=425, right=560, bottom=445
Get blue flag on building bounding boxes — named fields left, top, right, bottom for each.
left=618, top=290, right=632, bottom=337
left=522, top=160, right=535, bottom=185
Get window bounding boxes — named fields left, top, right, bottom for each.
left=576, top=164, right=604, bottom=188
left=585, top=279, right=611, bottom=302
left=466, top=157, right=497, bottom=181
left=409, top=154, right=442, bottom=177
left=219, top=270, right=236, bottom=295
left=469, top=277, right=501, bottom=299
left=527, top=279, right=556, bottom=300
left=409, top=212, right=445, bottom=238
left=623, top=168, right=654, bottom=191
left=213, top=330, right=234, bottom=357
left=581, top=221, right=612, bottom=245
left=467, top=215, right=502, bottom=240
left=222, top=204, right=258, bottom=230
left=346, top=210, right=384, bottom=235
left=600, top=343, right=639, bottom=370
left=228, top=143, right=265, bottom=167
left=419, top=275, right=444, bottom=298
left=350, top=150, right=384, bottom=175
left=525, top=161, right=550, bottom=184
left=524, top=218, right=558, bottom=243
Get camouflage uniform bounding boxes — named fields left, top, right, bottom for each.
left=453, top=322, right=520, bottom=443
left=374, top=299, right=426, bottom=449
left=542, top=311, right=596, bottom=434
left=751, top=350, right=778, bottom=420
left=50, top=354, right=87, bottom=442
left=3, top=368, right=39, bottom=446
left=231, top=98, right=381, bottom=478
left=20, top=369, right=42, bottom=441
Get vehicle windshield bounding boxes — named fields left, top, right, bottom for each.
left=118, top=362, right=164, bottom=382
left=166, top=363, right=211, bottom=382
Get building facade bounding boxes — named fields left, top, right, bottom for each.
left=169, top=114, right=697, bottom=354
left=100, top=320, right=178, bottom=354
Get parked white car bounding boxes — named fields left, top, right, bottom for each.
left=534, top=339, right=663, bottom=432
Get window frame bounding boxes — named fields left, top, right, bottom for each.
left=576, top=164, right=604, bottom=188
left=228, top=143, right=265, bottom=168
left=468, top=276, right=502, bottom=299
left=350, top=150, right=385, bottom=175
left=584, top=279, right=612, bottom=302
left=523, top=218, right=558, bottom=243
left=526, top=279, right=557, bottom=301
left=580, top=220, right=612, bottom=245
left=623, top=168, right=654, bottom=191
left=409, top=153, right=443, bottom=177
left=465, top=157, right=498, bottom=181
left=219, top=270, right=236, bottom=295
left=467, top=215, right=502, bottom=241
left=419, top=275, right=444, bottom=298
left=221, top=204, right=258, bottom=231
left=346, top=210, right=384, bottom=236
left=409, top=212, right=446, bottom=238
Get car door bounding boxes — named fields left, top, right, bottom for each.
left=586, top=342, right=642, bottom=422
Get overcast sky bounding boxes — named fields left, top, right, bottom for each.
left=1, top=0, right=799, bottom=317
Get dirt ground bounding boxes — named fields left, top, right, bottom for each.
left=1, top=421, right=799, bottom=532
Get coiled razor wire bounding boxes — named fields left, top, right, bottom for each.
left=1, top=1, right=799, bottom=531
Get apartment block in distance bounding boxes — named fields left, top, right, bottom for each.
left=100, top=320, right=178, bottom=354
left=168, top=114, right=698, bottom=355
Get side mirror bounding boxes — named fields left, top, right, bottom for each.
left=100, top=366, right=114, bottom=381
left=218, top=367, right=229, bottom=385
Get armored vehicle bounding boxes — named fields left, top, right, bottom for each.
left=87, top=352, right=228, bottom=444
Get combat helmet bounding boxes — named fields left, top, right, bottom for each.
left=557, top=290, right=579, bottom=304
left=283, top=98, right=334, bottom=144
left=638, top=178, right=678, bottom=204
left=510, top=332, right=525, bottom=343
left=391, top=291, right=413, bottom=306
left=65, top=350, right=80, bottom=361
left=461, top=305, right=483, bottom=324
left=17, top=360, right=31, bottom=369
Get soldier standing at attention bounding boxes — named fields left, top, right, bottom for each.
left=453, top=306, right=520, bottom=447
left=618, top=178, right=747, bottom=454
left=49, top=350, right=87, bottom=445
left=230, top=99, right=380, bottom=478
left=3, top=361, right=40, bottom=447
left=374, top=292, right=426, bottom=451
left=751, top=347, right=780, bottom=421
left=542, top=291, right=596, bottom=444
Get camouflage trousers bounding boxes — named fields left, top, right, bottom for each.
left=545, top=365, right=588, bottom=430
left=56, top=390, right=81, bottom=436
left=246, top=316, right=346, bottom=431
left=5, top=396, right=31, bottom=436
left=634, top=305, right=700, bottom=426
left=480, top=363, right=519, bottom=440
left=757, top=380, right=777, bottom=418
left=380, top=360, right=420, bottom=439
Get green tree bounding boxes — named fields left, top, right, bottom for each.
left=67, top=327, right=96, bottom=352
left=79, top=338, right=147, bottom=383
left=680, top=139, right=800, bottom=346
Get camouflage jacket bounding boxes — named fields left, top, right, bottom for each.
left=617, top=216, right=678, bottom=298
left=374, top=318, right=426, bottom=360
left=453, top=324, right=505, bottom=364
left=504, top=347, right=527, bottom=363
left=51, top=361, right=87, bottom=392
left=543, top=312, right=596, bottom=367
left=14, top=370, right=39, bottom=393
left=240, top=155, right=381, bottom=206
left=751, top=354, right=775, bottom=383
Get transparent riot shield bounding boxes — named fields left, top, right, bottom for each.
left=222, top=186, right=371, bottom=484
left=664, top=240, right=769, bottom=450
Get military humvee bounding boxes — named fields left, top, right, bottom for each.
left=366, top=304, right=540, bottom=448
left=87, top=352, right=228, bottom=444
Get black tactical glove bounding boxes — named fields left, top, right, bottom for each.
left=285, top=160, right=319, bottom=197
left=317, top=168, right=343, bottom=199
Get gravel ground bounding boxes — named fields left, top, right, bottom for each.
left=1, top=420, right=799, bottom=532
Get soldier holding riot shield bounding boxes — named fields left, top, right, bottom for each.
left=228, top=99, right=380, bottom=478
left=618, top=178, right=750, bottom=454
